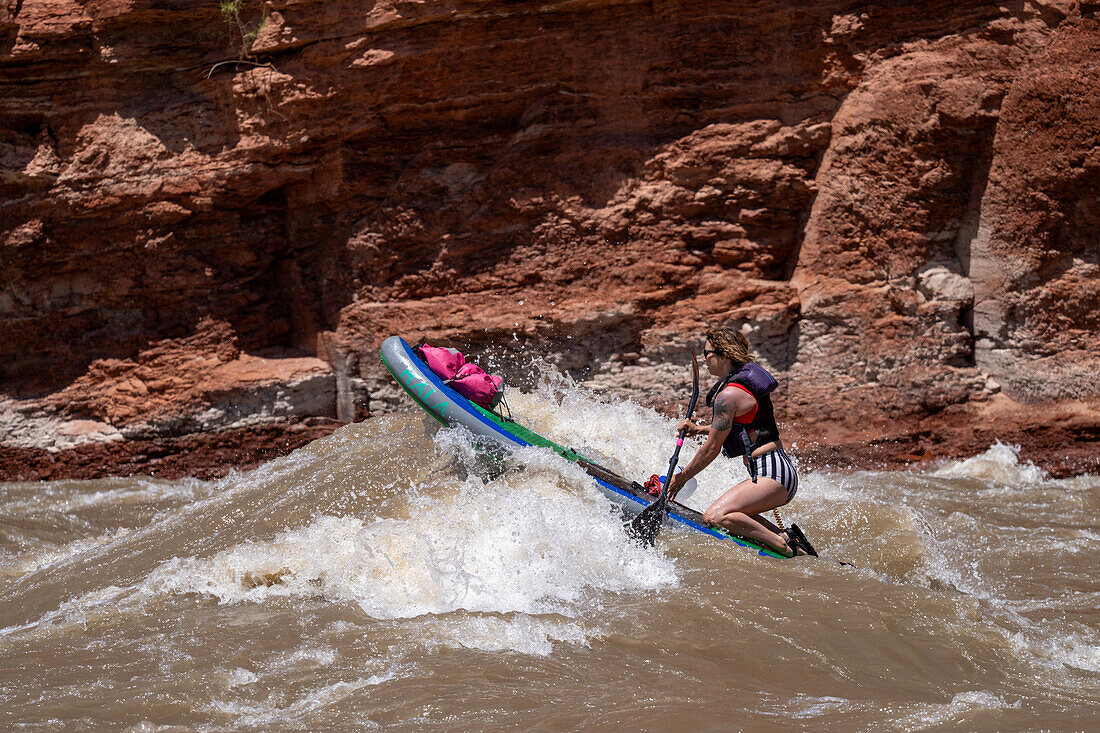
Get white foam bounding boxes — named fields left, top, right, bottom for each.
left=209, top=672, right=394, bottom=729
left=1054, top=635, right=1100, bottom=673
left=784, top=694, right=852, bottom=718
left=226, top=668, right=258, bottom=688
left=419, top=613, right=592, bottom=656
left=143, top=448, right=675, bottom=654
left=933, top=442, right=1048, bottom=484
left=57, top=478, right=206, bottom=512
left=5, top=526, right=134, bottom=580
left=1, top=404, right=677, bottom=657
left=1, top=476, right=206, bottom=515
left=0, top=582, right=148, bottom=641
left=1009, top=629, right=1100, bottom=674
left=896, top=689, right=1018, bottom=728
left=150, top=482, right=672, bottom=615
left=271, top=646, right=339, bottom=671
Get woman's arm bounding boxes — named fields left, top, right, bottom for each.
left=666, top=388, right=746, bottom=497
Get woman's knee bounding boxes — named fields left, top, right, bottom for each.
left=704, top=507, right=748, bottom=527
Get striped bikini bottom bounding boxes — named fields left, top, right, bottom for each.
left=749, top=447, right=799, bottom=502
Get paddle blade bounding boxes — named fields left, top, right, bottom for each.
left=628, top=497, right=666, bottom=546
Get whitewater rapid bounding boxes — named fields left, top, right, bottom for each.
left=1, top=371, right=1097, bottom=730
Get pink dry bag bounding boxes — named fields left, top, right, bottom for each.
left=449, top=362, right=504, bottom=409
left=416, top=344, right=504, bottom=409
left=417, top=344, right=465, bottom=380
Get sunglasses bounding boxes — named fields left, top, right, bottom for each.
left=703, top=347, right=719, bottom=358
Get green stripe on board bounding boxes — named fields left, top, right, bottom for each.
left=470, top=403, right=581, bottom=460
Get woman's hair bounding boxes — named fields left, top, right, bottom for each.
left=705, top=327, right=754, bottom=367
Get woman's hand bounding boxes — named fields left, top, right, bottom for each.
left=676, top=419, right=704, bottom=436
left=665, top=471, right=687, bottom=499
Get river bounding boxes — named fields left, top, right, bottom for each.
left=1, top=374, right=1097, bottom=730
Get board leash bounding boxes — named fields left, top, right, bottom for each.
left=772, top=506, right=787, bottom=535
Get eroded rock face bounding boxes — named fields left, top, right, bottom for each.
left=0, top=317, right=368, bottom=454
left=1, top=0, right=1097, bottom=478
left=971, top=17, right=1100, bottom=403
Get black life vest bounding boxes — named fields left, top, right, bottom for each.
left=706, top=371, right=781, bottom=458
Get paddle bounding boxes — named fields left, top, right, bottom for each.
left=628, top=347, right=701, bottom=546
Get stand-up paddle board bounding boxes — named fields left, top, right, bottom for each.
left=380, top=335, right=788, bottom=558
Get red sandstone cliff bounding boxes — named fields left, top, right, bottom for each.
left=1, top=0, right=1097, bottom=479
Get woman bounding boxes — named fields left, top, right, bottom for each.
left=664, top=327, right=816, bottom=557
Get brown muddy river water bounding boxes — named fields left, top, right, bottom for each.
left=1, top=379, right=1098, bottom=731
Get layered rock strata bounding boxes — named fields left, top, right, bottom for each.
left=1, top=0, right=1097, bottom=479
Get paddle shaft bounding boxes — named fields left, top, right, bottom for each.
left=665, top=431, right=688, bottom=487
left=628, top=348, right=701, bottom=544
left=648, top=427, right=689, bottom=516
left=661, top=348, right=701, bottom=501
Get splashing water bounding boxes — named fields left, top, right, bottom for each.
left=932, top=440, right=1049, bottom=484
left=1, top=367, right=1097, bottom=730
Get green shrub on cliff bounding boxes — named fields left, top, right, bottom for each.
left=219, top=0, right=267, bottom=60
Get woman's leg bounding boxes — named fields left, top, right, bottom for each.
left=702, top=478, right=795, bottom=555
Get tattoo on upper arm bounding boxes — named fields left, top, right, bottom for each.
left=711, top=393, right=734, bottom=433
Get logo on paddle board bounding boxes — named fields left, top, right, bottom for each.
left=399, top=368, right=449, bottom=417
